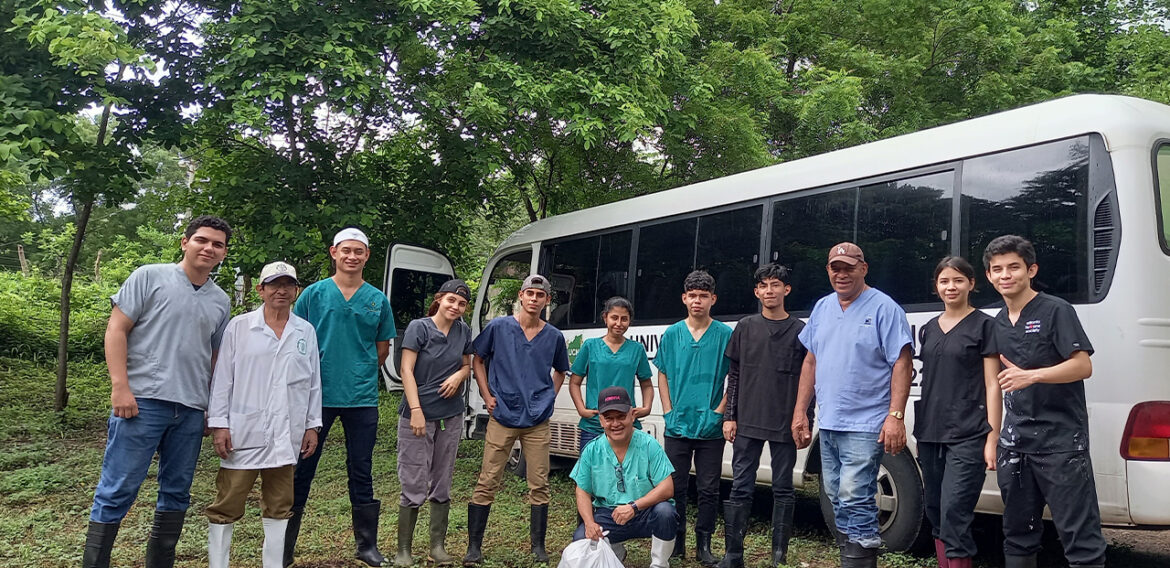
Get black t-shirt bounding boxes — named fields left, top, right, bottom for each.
left=724, top=314, right=807, bottom=442
left=914, top=310, right=997, bottom=443
left=993, top=293, right=1095, bottom=454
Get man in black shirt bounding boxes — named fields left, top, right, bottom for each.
left=718, top=264, right=807, bottom=568
left=984, top=235, right=1106, bottom=568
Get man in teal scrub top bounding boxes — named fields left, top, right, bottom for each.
left=571, top=387, right=677, bottom=568
left=655, top=270, right=732, bottom=566
left=287, top=227, right=396, bottom=567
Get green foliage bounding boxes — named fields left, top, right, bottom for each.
left=0, top=271, right=112, bottom=361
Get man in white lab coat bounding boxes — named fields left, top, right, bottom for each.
left=205, top=261, right=323, bottom=568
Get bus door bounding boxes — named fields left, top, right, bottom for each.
left=382, top=243, right=456, bottom=390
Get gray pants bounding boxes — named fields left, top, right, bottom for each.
left=397, top=414, right=462, bottom=507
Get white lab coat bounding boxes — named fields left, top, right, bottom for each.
left=208, top=307, right=323, bottom=469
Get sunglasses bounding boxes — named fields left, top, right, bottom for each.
left=615, top=465, right=625, bottom=493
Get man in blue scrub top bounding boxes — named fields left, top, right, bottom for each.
left=287, top=227, right=396, bottom=567
left=571, top=387, right=677, bottom=568
left=465, top=274, right=570, bottom=565
left=791, top=243, right=913, bottom=568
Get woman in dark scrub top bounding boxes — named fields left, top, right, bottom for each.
left=914, top=257, right=1002, bottom=568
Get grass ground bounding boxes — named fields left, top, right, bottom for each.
left=1, top=356, right=1165, bottom=567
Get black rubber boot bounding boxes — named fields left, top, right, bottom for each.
left=82, top=520, right=120, bottom=568
left=672, top=519, right=686, bottom=559
left=428, top=501, right=455, bottom=565
left=771, top=501, right=795, bottom=566
left=716, top=502, right=749, bottom=568
left=394, top=506, right=419, bottom=567
left=283, top=507, right=303, bottom=568
left=696, top=530, right=719, bottom=567
left=144, top=510, right=186, bottom=568
left=463, top=503, right=490, bottom=566
left=840, top=541, right=878, bottom=568
left=1003, top=554, right=1038, bottom=568
left=352, top=501, right=386, bottom=566
left=530, top=504, right=549, bottom=563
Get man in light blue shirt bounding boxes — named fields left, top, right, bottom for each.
left=571, top=387, right=677, bottom=568
left=791, top=243, right=913, bottom=568
left=83, top=215, right=232, bottom=568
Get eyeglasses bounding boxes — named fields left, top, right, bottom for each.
left=614, top=465, right=625, bottom=493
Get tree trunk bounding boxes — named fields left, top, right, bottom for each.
left=55, top=198, right=95, bottom=411
left=54, top=98, right=114, bottom=412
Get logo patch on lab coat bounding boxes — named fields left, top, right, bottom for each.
left=297, top=338, right=307, bottom=355
left=1024, top=320, right=1041, bottom=334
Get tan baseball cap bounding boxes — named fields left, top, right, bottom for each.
left=260, top=261, right=298, bottom=285
left=827, top=242, right=865, bottom=265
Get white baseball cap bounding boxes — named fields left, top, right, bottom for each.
left=259, top=261, right=298, bottom=285
left=332, top=227, right=369, bottom=248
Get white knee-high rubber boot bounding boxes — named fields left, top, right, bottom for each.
left=208, top=523, right=234, bottom=568
left=262, top=518, right=290, bottom=568
left=650, top=537, right=675, bottom=568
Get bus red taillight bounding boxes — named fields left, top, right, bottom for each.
left=1121, top=402, right=1170, bottom=461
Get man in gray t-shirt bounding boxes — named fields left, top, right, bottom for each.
left=82, top=216, right=233, bottom=568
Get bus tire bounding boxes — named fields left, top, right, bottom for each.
left=506, top=446, right=527, bottom=478
left=817, top=450, right=926, bottom=552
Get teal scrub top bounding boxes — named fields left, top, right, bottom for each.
left=293, top=279, right=396, bottom=407
left=570, top=430, right=675, bottom=509
left=570, top=338, right=653, bottom=434
left=654, top=319, right=732, bottom=440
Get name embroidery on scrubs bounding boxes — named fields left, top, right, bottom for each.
left=1024, top=320, right=1041, bottom=334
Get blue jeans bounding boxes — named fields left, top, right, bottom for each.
left=572, top=502, right=678, bottom=542
left=820, top=429, right=884, bottom=547
left=90, top=398, right=206, bottom=523
left=293, top=406, right=379, bottom=507
left=579, top=429, right=601, bottom=452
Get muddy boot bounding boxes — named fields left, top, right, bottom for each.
left=283, top=507, right=303, bottom=568
left=428, top=501, right=455, bottom=565
left=352, top=501, right=386, bottom=566
left=530, top=504, right=549, bottom=563
left=695, top=530, right=719, bottom=567
left=144, top=510, right=186, bottom=568
left=395, top=506, right=418, bottom=567
left=82, top=521, right=120, bottom=568
left=462, top=503, right=490, bottom=566
left=771, top=501, right=794, bottom=566
left=840, top=541, right=878, bottom=568
left=716, top=502, right=748, bottom=568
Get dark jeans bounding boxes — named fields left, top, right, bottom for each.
left=664, top=436, right=724, bottom=536
left=579, top=429, right=601, bottom=452
left=573, top=502, right=678, bottom=542
left=918, top=438, right=986, bottom=558
left=729, top=435, right=796, bottom=507
left=998, top=448, right=1107, bottom=566
left=293, top=406, right=379, bottom=508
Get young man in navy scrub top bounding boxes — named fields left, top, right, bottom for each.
left=984, top=235, right=1106, bottom=568
left=464, top=274, right=570, bottom=565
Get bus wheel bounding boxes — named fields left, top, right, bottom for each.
left=506, top=446, right=527, bottom=478
left=817, top=450, right=926, bottom=552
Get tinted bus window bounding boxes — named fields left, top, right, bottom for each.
left=771, top=188, right=856, bottom=312
left=857, top=171, right=953, bottom=306
left=1157, top=144, right=1170, bottom=253
left=479, top=250, right=532, bottom=329
left=636, top=218, right=697, bottom=321
left=546, top=231, right=632, bottom=328
left=962, top=137, right=1090, bottom=306
left=697, top=206, right=762, bottom=316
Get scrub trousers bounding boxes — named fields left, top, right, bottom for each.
left=663, top=436, right=724, bottom=539
left=917, top=437, right=985, bottom=558
left=997, top=447, right=1107, bottom=566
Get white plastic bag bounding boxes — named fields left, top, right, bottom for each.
left=556, top=537, right=625, bottom=568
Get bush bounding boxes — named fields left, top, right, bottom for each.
left=0, top=271, right=116, bottom=361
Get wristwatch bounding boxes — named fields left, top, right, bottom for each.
left=888, top=410, right=904, bottom=420
left=628, top=501, right=640, bottom=513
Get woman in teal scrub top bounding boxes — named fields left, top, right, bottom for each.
left=567, top=297, right=654, bottom=451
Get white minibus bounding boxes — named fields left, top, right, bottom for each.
left=382, top=94, right=1170, bottom=551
